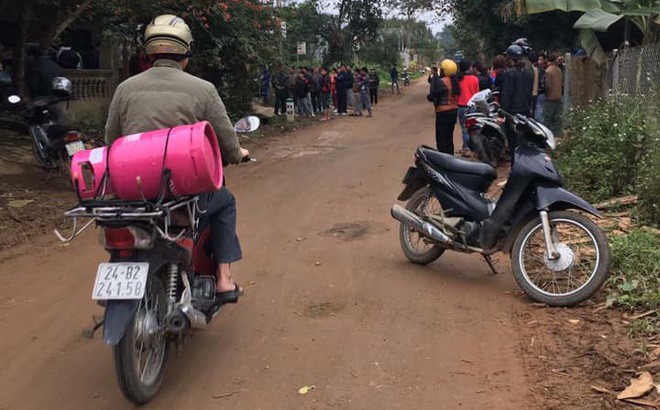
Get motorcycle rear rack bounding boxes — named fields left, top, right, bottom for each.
left=54, top=196, right=201, bottom=243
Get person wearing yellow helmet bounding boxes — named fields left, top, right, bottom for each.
left=427, top=59, right=461, bottom=154
left=105, top=14, right=250, bottom=311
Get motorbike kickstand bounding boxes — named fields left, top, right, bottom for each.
left=81, top=316, right=104, bottom=339
left=483, top=255, right=499, bottom=275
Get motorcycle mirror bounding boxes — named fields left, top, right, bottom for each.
left=234, top=116, right=261, bottom=133
left=7, top=95, right=21, bottom=104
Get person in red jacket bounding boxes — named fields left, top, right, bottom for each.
left=456, top=59, right=480, bottom=156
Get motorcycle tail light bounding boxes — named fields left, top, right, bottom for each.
left=465, top=117, right=477, bottom=130
left=100, top=227, right=154, bottom=250
left=64, top=131, right=82, bottom=142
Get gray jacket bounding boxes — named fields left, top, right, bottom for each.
left=105, top=59, right=242, bottom=165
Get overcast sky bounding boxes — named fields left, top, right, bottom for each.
left=300, top=0, right=453, bottom=34
left=412, top=11, right=452, bottom=34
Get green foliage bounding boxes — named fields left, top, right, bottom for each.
left=606, top=229, right=660, bottom=335
left=84, top=0, right=282, bottom=118
left=636, top=97, right=660, bottom=227
left=518, top=0, right=660, bottom=58
left=555, top=96, right=644, bottom=202
left=555, top=92, right=659, bottom=226
left=446, top=0, right=580, bottom=61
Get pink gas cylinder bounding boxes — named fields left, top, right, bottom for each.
left=107, top=121, right=223, bottom=200
left=70, top=146, right=112, bottom=200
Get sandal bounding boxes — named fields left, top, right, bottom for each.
left=205, top=283, right=243, bottom=320
left=216, top=283, right=243, bottom=305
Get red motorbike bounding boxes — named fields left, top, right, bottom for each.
left=55, top=116, right=259, bottom=404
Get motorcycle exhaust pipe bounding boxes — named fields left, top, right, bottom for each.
left=166, top=310, right=190, bottom=333
left=391, top=204, right=453, bottom=245
left=180, top=304, right=209, bottom=330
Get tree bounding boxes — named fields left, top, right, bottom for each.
left=320, top=0, right=384, bottom=63
left=277, top=1, right=331, bottom=63
left=516, top=0, right=660, bottom=63
left=445, top=0, right=580, bottom=62
left=8, top=0, right=96, bottom=95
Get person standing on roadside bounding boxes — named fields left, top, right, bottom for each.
left=346, top=65, right=355, bottom=110
left=500, top=44, right=534, bottom=164
left=534, top=52, right=547, bottom=122
left=543, top=52, right=563, bottom=136
left=310, top=67, right=322, bottom=115
left=331, top=68, right=338, bottom=111
left=456, top=59, right=480, bottom=156
left=390, top=64, right=400, bottom=94
left=295, top=69, right=312, bottom=117
left=472, top=61, right=491, bottom=91
left=368, top=68, right=380, bottom=105
left=319, top=67, right=332, bottom=121
left=288, top=66, right=298, bottom=112
left=428, top=59, right=460, bottom=154
left=260, top=68, right=271, bottom=106
left=272, top=67, right=289, bottom=116
left=491, top=55, right=508, bottom=98
left=335, top=66, right=350, bottom=115
left=354, top=67, right=372, bottom=117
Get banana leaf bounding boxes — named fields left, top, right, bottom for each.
left=579, top=28, right=607, bottom=65
left=519, top=0, right=602, bottom=14
left=619, top=6, right=660, bottom=16
left=574, top=8, right=624, bottom=30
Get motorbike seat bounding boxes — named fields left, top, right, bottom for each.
left=419, top=146, right=497, bottom=179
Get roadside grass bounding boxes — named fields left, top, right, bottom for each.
left=555, top=91, right=659, bottom=335
left=606, top=229, right=660, bottom=336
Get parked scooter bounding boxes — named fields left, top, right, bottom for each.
left=391, top=90, right=610, bottom=307
left=5, top=76, right=85, bottom=171
left=464, top=91, right=507, bottom=167
left=402, top=70, right=411, bottom=86
left=54, top=116, right=260, bottom=405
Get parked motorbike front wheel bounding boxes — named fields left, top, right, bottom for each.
left=511, top=210, right=610, bottom=307
left=399, top=187, right=445, bottom=265
left=114, top=276, right=169, bottom=404
left=30, top=139, right=58, bottom=170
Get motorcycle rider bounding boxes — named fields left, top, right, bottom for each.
left=104, top=14, right=249, bottom=310
left=26, top=47, right=67, bottom=123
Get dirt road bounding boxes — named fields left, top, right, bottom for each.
left=0, top=82, right=535, bottom=409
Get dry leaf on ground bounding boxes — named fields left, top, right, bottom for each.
left=619, top=398, right=660, bottom=409
left=298, top=385, right=315, bottom=395
left=7, top=199, right=34, bottom=208
left=617, top=371, right=655, bottom=400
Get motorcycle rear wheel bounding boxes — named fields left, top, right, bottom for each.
left=114, top=276, right=169, bottom=404
left=31, top=142, right=58, bottom=170
left=511, top=210, right=610, bottom=307
left=399, top=187, right=445, bottom=265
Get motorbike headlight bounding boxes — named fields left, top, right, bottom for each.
left=537, top=122, right=556, bottom=150
left=527, top=119, right=556, bottom=150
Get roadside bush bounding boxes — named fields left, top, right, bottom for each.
left=556, top=92, right=659, bottom=226
left=635, top=99, right=660, bottom=227
left=556, top=96, right=645, bottom=201
left=606, top=229, right=660, bottom=335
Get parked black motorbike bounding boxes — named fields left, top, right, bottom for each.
left=55, top=116, right=260, bottom=405
left=391, top=90, right=610, bottom=307
left=464, top=91, right=506, bottom=167
left=402, top=71, right=411, bottom=86
left=6, top=76, right=85, bottom=171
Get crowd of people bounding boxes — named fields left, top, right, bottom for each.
left=428, top=39, right=565, bottom=158
left=260, top=64, right=413, bottom=120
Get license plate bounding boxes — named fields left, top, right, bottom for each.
left=92, top=263, right=149, bottom=300
left=65, top=140, right=85, bottom=156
